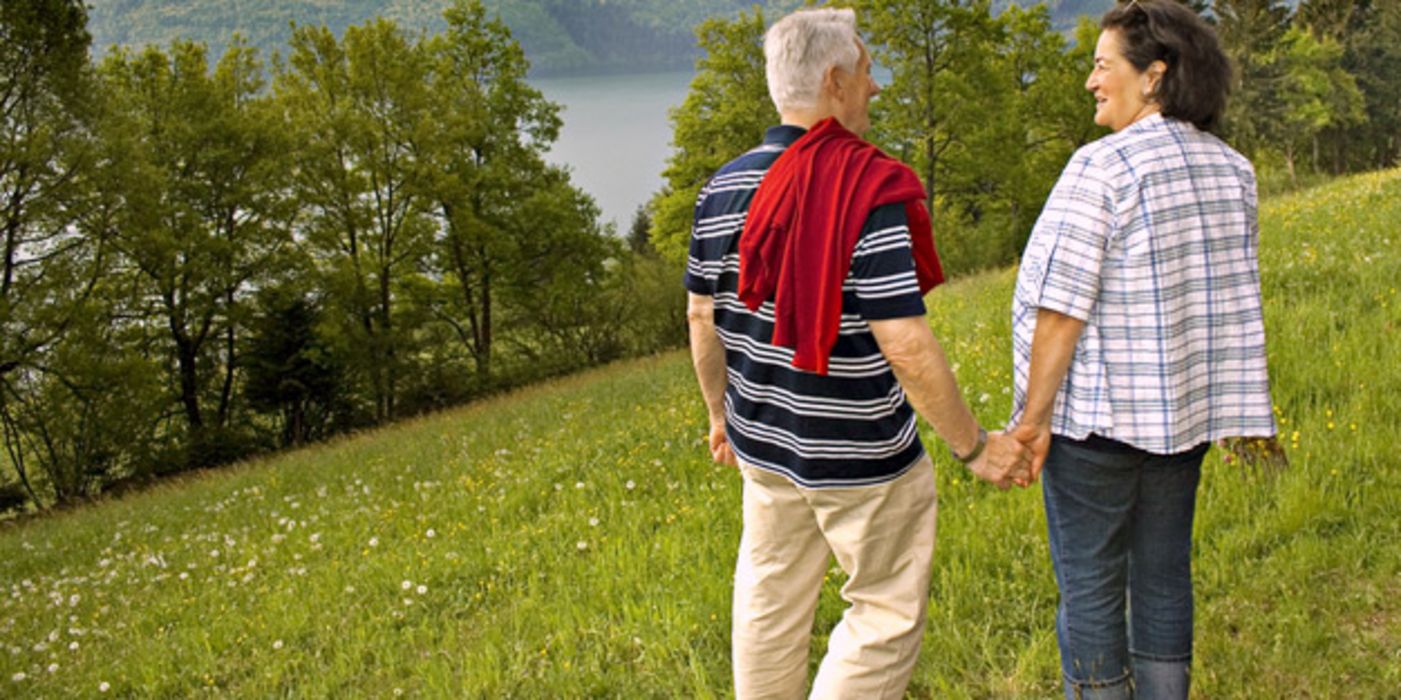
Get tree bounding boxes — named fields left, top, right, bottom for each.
left=650, top=9, right=774, bottom=266
left=0, top=0, right=108, bottom=502
left=1265, top=26, right=1365, bottom=183
left=243, top=288, right=342, bottom=447
left=99, top=39, right=290, bottom=464
left=276, top=19, right=436, bottom=423
left=627, top=205, right=653, bottom=255
left=1215, top=0, right=1293, bottom=155
left=418, top=0, right=573, bottom=381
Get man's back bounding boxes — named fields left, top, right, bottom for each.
left=684, top=125, right=929, bottom=488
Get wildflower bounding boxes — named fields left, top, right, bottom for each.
left=309, top=533, right=321, bottom=544
left=69, top=641, right=79, bottom=651
left=273, top=640, right=284, bottom=650
left=575, top=481, right=585, bottom=489
left=576, top=541, right=589, bottom=551
left=625, top=480, right=636, bottom=490
left=401, top=580, right=412, bottom=591
left=100, top=681, right=111, bottom=692
left=12, top=672, right=25, bottom=682
left=588, top=517, right=600, bottom=527
left=402, top=598, right=414, bottom=607
left=425, top=528, right=436, bottom=539
left=368, top=537, right=379, bottom=548
left=47, top=663, right=58, bottom=674
left=978, top=392, right=991, bottom=404
left=416, top=584, right=428, bottom=595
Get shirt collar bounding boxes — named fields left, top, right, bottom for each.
left=764, top=124, right=808, bottom=146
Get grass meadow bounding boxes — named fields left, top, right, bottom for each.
left=2, top=169, right=1399, bottom=698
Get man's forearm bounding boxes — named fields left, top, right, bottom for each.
left=869, top=317, right=981, bottom=457
left=1021, top=308, right=1086, bottom=428
left=687, top=293, right=727, bottom=423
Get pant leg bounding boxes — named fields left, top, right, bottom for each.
left=806, top=457, right=938, bottom=700
left=733, top=463, right=833, bottom=700
left=1042, top=436, right=1142, bottom=700
left=1127, top=444, right=1207, bottom=700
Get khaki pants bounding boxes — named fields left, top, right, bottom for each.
left=732, top=457, right=938, bottom=700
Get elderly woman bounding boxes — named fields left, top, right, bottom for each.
left=1009, top=1, right=1276, bottom=698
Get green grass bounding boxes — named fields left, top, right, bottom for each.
left=2, top=169, right=1399, bottom=698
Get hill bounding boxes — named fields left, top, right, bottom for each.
left=85, top=0, right=1116, bottom=76
left=1, top=169, right=1397, bottom=695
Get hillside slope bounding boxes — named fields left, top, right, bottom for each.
left=86, top=0, right=1114, bottom=75
left=1, top=169, right=1396, bottom=696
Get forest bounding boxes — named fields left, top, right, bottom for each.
left=4, top=0, right=1396, bottom=514
left=85, top=0, right=1130, bottom=75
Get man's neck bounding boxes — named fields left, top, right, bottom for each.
left=779, top=108, right=835, bottom=131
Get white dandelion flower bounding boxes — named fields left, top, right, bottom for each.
left=368, top=537, right=379, bottom=548
left=99, top=681, right=111, bottom=692
left=416, top=584, right=427, bottom=595
left=272, top=639, right=284, bottom=650
left=46, top=663, right=58, bottom=674
left=69, top=641, right=79, bottom=651
left=425, top=528, right=436, bottom=539
left=576, top=541, right=589, bottom=551
left=12, top=672, right=26, bottom=682
left=588, top=517, right=600, bottom=527
left=401, top=580, right=412, bottom=591
left=625, top=480, right=636, bottom=490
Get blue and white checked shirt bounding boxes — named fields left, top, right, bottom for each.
left=1010, top=114, right=1276, bottom=454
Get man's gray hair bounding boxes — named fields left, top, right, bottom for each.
left=764, top=8, right=861, bottom=114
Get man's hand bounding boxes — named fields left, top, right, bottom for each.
left=1010, top=423, right=1051, bottom=481
left=966, top=431, right=1033, bottom=490
left=709, top=419, right=738, bottom=467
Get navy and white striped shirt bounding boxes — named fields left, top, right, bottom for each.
left=685, top=125, right=929, bottom=488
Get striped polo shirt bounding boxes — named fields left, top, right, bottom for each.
left=684, top=125, right=929, bottom=488
left=1011, top=114, right=1276, bottom=453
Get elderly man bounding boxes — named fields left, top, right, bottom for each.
left=684, top=8, right=1032, bottom=699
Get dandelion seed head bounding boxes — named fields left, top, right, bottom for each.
left=401, top=580, right=412, bottom=591
left=425, top=529, right=436, bottom=539
left=12, top=672, right=26, bottom=682
left=416, top=584, right=428, bottom=595
left=272, top=639, right=284, bottom=650
left=368, top=537, right=379, bottom=547
left=588, top=517, right=600, bottom=527
left=625, top=480, right=636, bottom=490
left=99, top=681, right=111, bottom=692
left=576, top=541, right=589, bottom=551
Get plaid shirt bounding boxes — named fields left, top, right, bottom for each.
left=1011, top=114, right=1276, bottom=454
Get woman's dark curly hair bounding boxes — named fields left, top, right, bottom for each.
left=1101, top=0, right=1232, bottom=133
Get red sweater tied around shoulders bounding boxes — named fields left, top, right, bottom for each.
left=738, top=117, right=944, bottom=375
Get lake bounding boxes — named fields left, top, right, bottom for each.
left=531, top=71, right=694, bottom=232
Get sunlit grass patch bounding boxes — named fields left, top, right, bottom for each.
left=2, top=171, right=1398, bottom=697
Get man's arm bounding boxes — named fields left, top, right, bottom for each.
left=687, top=292, right=736, bottom=466
left=869, top=316, right=1030, bottom=489
left=1009, top=308, right=1086, bottom=478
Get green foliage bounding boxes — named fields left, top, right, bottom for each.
left=0, top=170, right=1395, bottom=695
left=243, top=288, right=344, bottom=448
left=98, top=38, right=291, bottom=464
left=650, top=9, right=776, bottom=266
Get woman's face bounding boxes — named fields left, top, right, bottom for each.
left=1085, top=28, right=1159, bottom=132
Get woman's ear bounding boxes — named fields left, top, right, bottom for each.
left=1144, top=59, right=1168, bottom=98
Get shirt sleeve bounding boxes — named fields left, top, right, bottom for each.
left=849, top=203, right=927, bottom=320
left=1025, top=149, right=1116, bottom=322
left=683, top=180, right=718, bottom=295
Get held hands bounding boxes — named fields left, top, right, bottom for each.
left=1009, top=422, right=1051, bottom=481
left=966, top=431, right=1034, bottom=490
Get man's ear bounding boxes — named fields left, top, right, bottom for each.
left=823, top=64, right=844, bottom=101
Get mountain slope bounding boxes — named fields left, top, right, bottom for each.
left=86, top=0, right=1115, bottom=75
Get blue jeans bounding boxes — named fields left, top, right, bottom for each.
left=1042, top=434, right=1209, bottom=700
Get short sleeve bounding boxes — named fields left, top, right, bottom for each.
left=683, top=181, right=718, bottom=295
left=849, top=203, right=927, bottom=320
left=1025, top=150, right=1116, bottom=321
